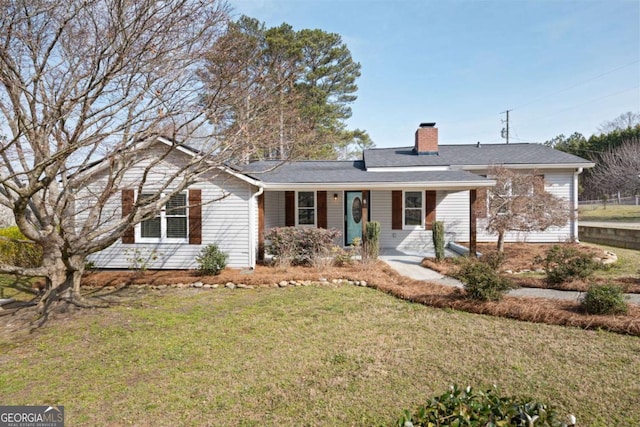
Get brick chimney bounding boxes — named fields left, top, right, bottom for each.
left=414, top=122, right=438, bottom=155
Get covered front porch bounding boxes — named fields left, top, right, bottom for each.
left=257, top=187, right=488, bottom=261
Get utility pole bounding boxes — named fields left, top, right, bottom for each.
left=501, top=110, right=510, bottom=144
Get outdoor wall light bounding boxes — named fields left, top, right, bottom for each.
left=333, top=193, right=338, bottom=201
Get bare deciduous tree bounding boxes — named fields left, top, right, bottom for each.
left=597, top=111, right=640, bottom=134
left=591, top=138, right=640, bottom=196
left=0, top=0, right=273, bottom=322
left=481, top=167, right=570, bottom=253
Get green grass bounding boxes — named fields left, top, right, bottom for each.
left=584, top=243, right=640, bottom=279
left=1, top=286, right=639, bottom=426
left=0, top=274, right=36, bottom=301
left=579, top=204, right=640, bottom=222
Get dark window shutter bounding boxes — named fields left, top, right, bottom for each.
left=188, top=189, right=202, bottom=244
left=391, top=190, right=402, bottom=230
left=285, top=191, right=295, bottom=226
left=534, top=174, right=545, bottom=195
left=425, top=190, right=436, bottom=230
left=317, top=191, right=327, bottom=228
left=122, top=189, right=135, bottom=243
left=476, top=188, right=487, bottom=218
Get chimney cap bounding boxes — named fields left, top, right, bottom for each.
left=419, top=122, right=436, bottom=128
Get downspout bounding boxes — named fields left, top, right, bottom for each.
left=573, top=168, right=583, bottom=242
left=248, top=185, right=264, bottom=268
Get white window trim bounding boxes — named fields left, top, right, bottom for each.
left=135, top=191, right=189, bottom=244
left=295, top=190, right=316, bottom=227
left=402, top=190, right=425, bottom=230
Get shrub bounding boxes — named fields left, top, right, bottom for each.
left=432, top=221, right=445, bottom=262
left=265, top=227, right=341, bottom=267
left=456, top=258, right=512, bottom=301
left=398, top=384, right=568, bottom=427
left=196, top=244, right=228, bottom=275
left=0, top=226, right=42, bottom=268
left=363, top=221, right=381, bottom=262
left=582, top=284, right=628, bottom=315
left=535, top=245, right=598, bottom=284
left=480, top=251, right=505, bottom=270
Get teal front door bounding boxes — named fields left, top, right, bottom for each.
left=345, top=191, right=363, bottom=245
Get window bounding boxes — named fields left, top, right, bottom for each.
left=297, top=191, right=315, bottom=226
left=404, top=191, right=423, bottom=227
left=139, top=192, right=188, bottom=242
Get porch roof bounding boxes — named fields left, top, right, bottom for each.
left=239, top=160, right=495, bottom=190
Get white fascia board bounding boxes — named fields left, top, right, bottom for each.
left=261, top=180, right=496, bottom=191
left=366, top=166, right=451, bottom=172
left=456, top=163, right=595, bottom=170
left=155, top=136, right=201, bottom=157
left=218, top=166, right=262, bottom=187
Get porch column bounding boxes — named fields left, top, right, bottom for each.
left=361, top=190, right=369, bottom=239
left=257, top=192, right=265, bottom=262
left=469, top=189, right=478, bottom=258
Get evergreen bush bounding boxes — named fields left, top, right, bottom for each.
left=582, top=284, right=628, bottom=315
left=456, top=258, right=512, bottom=301
left=196, top=244, right=228, bottom=275
left=432, top=221, right=445, bottom=261
left=398, top=384, right=569, bottom=427
left=364, top=221, right=381, bottom=262
left=536, top=245, right=598, bottom=284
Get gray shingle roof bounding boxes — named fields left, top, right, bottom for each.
left=240, top=160, right=490, bottom=184
left=363, top=143, right=593, bottom=168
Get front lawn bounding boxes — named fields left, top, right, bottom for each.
left=1, top=285, right=639, bottom=426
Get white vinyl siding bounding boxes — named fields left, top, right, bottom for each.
left=82, top=143, right=255, bottom=269
left=475, top=171, right=573, bottom=243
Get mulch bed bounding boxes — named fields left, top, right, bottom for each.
left=423, top=242, right=640, bottom=294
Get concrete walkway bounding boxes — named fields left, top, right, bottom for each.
left=379, top=249, right=640, bottom=305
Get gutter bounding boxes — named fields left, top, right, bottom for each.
left=259, top=180, right=497, bottom=191
left=247, top=185, right=264, bottom=269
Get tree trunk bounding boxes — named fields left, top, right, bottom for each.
left=497, top=231, right=505, bottom=253
left=34, top=253, right=97, bottom=326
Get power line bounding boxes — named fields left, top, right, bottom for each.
left=524, top=85, right=640, bottom=124
left=509, top=59, right=640, bottom=111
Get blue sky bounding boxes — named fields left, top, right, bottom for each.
left=228, top=0, right=640, bottom=148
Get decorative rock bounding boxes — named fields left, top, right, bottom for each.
left=504, top=270, right=513, bottom=274
left=237, top=284, right=249, bottom=289
left=359, top=280, right=367, bottom=287
left=212, top=284, right=220, bottom=289
left=602, top=258, right=617, bottom=265
left=203, top=284, right=212, bottom=289
left=289, top=280, right=297, bottom=285
left=225, top=282, right=236, bottom=289
left=278, top=281, right=288, bottom=287
left=534, top=269, right=545, bottom=274
left=156, top=284, right=167, bottom=290
left=332, top=279, right=339, bottom=284
left=319, top=277, right=328, bottom=282
left=192, top=281, right=203, bottom=288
